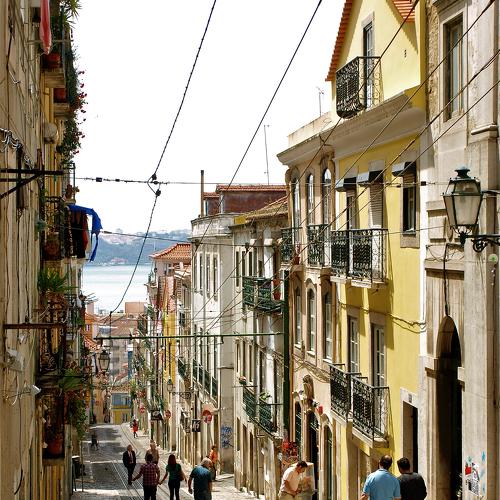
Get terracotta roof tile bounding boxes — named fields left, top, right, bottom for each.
left=215, top=184, right=285, bottom=192
left=244, top=196, right=288, bottom=221
left=150, top=242, right=191, bottom=261
left=326, top=0, right=414, bottom=82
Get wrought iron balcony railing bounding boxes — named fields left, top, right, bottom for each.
left=352, top=376, right=389, bottom=440
left=307, top=224, right=331, bottom=266
left=331, top=229, right=387, bottom=283
left=211, top=376, right=218, bottom=398
left=243, top=386, right=257, bottom=420
left=336, top=56, right=381, bottom=119
left=281, top=227, right=302, bottom=264
left=330, top=364, right=358, bottom=420
left=242, top=276, right=281, bottom=312
left=41, top=196, right=71, bottom=261
left=203, top=369, right=211, bottom=393
left=192, top=360, right=199, bottom=383
left=258, top=400, right=277, bottom=434
left=178, top=357, right=187, bottom=380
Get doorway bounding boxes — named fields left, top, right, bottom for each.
left=436, top=323, right=462, bottom=499
left=307, top=412, right=319, bottom=500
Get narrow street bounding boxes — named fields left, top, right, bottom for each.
left=71, top=424, right=254, bottom=500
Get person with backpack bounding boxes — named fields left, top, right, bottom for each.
left=159, top=454, right=186, bottom=500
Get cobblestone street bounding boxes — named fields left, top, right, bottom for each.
left=71, top=424, right=254, bottom=500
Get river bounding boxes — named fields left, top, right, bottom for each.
left=81, top=265, right=151, bottom=313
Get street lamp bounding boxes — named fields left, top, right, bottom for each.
left=166, top=377, right=191, bottom=401
left=98, top=350, right=110, bottom=373
left=166, top=378, right=174, bottom=393
left=443, top=167, right=500, bottom=252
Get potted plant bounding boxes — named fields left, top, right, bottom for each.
left=45, top=427, right=64, bottom=456
left=37, top=267, right=70, bottom=296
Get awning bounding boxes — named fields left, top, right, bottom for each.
left=335, top=176, right=357, bottom=192
left=39, top=0, right=51, bottom=55
left=356, top=170, right=383, bottom=185
left=392, top=161, right=416, bottom=177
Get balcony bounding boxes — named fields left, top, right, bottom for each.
left=352, top=376, right=389, bottom=441
left=330, top=364, right=357, bottom=421
left=281, top=227, right=302, bottom=264
left=331, top=229, right=388, bottom=284
left=178, top=357, right=187, bottom=380
left=307, top=224, right=331, bottom=267
left=192, top=360, right=200, bottom=384
left=336, top=56, right=381, bottom=119
left=42, top=390, right=66, bottom=462
left=41, top=196, right=71, bottom=261
left=243, top=386, right=257, bottom=420
left=203, top=368, right=211, bottom=394
left=258, top=400, right=277, bottom=434
left=211, top=376, right=218, bottom=398
left=242, top=277, right=281, bottom=312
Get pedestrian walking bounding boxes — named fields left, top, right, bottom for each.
left=122, top=444, right=137, bottom=486
left=396, top=457, right=427, bottom=500
left=146, top=440, right=160, bottom=464
left=132, top=419, right=139, bottom=438
left=278, top=460, right=308, bottom=499
left=132, top=453, right=160, bottom=500
left=159, top=453, right=186, bottom=500
left=188, top=458, right=213, bottom=500
left=361, top=455, right=401, bottom=500
left=90, top=430, right=99, bottom=450
left=208, top=445, right=219, bottom=481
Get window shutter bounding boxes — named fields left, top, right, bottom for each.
left=369, top=183, right=383, bottom=228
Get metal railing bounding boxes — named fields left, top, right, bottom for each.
left=243, top=386, right=257, bottom=420
left=336, top=56, right=381, bottom=119
left=330, top=229, right=387, bottom=283
left=178, top=357, right=187, bottom=380
left=192, top=360, right=199, bottom=383
left=307, top=224, right=331, bottom=266
left=242, top=276, right=281, bottom=312
left=330, top=364, right=355, bottom=420
left=211, top=376, right=218, bottom=398
left=281, top=227, right=302, bottom=264
left=41, top=196, right=71, bottom=260
left=352, top=376, right=389, bottom=439
left=203, top=368, right=211, bottom=393
left=258, top=400, right=277, bottom=434
left=38, top=298, right=67, bottom=377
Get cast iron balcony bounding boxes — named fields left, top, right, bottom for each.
left=258, top=399, right=277, bottom=434
left=211, top=376, right=218, bottom=398
left=307, top=224, right=331, bottom=266
left=178, top=357, right=187, bottom=380
left=330, top=228, right=388, bottom=284
left=41, top=196, right=71, bottom=261
left=330, top=364, right=359, bottom=421
left=204, top=368, right=211, bottom=393
left=192, top=360, right=199, bottom=383
left=281, top=227, right=302, bottom=264
left=336, top=56, right=381, bottom=119
left=352, top=376, right=389, bottom=440
left=242, top=276, right=281, bottom=312
left=243, top=386, right=257, bottom=420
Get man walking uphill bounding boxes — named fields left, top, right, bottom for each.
left=361, top=455, right=401, bottom=500
left=396, top=457, right=427, bottom=500
left=188, top=458, right=213, bottom=500
left=132, top=453, right=160, bottom=500
left=122, top=444, right=137, bottom=485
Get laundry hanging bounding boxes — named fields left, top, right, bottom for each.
left=67, top=204, right=102, bottom=262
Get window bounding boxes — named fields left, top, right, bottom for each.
left=346, top=191, right=359, bottom=229
left=193, top=255, right=197, bottom=290
left=259, top=350, right=266, bottom=392
left=363, top=22, right=374, bottom=107
left=307, top=289, right=316, bottom=352
left=369, top=182, right=383, bottom=228
left=206, top=255, right=210, bottom=295
left=249, top=343, right=254, bottom=382
left=445, top=17, right=463, bottom=117
left=325, top=427, right=334, bottom=499
left=295, top=288, right=302, bottom=345
left=306, top=174, right=314, bottom=225
left=248, top=250, right=253, bottom=277
left=235, top=250, right=240, bottom=287
left=403, top=172, right=416, bottom=232
left=322, top=168, right=332, bottom=224
left=295, top=403, right=302, bottom=453
left=198, top=254, right=203, bottom=291
left=213, top=256, right=218, bottom=296
left=292, top=178, right=301, bottom=228
left=323, top=291, right=333, bottom=360
left=372, top=324, right=385, bottom=386
left=241, top=250, right=246, bottom=278
left=348, top=316, right=359, bottom=373
left=213, top=340, right=217, bottom=376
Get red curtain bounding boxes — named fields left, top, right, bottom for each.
left=40, top=0, right=51, bottom=54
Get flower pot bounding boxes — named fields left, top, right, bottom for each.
left=42, top=53, right=61, bottom=70
left=54, top=88, right=67, bottom=103
left=46, top=435, right=64, bottom=456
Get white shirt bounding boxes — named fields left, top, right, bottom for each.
left=280, top=466, right=301, bottom=493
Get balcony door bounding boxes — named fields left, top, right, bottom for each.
left=372, top=324, right=386, bottom=434
left=363, top=22, right=374, bottom=107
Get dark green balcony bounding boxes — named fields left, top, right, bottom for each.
left=211, top=377, right=218, bottom=398
left=307, top=224, right=331, bottom=266
left=258, top=400, right=277, bottom=434
left=352, top=376, right=389, bottom=440
left=281, top=227, right=301, bottom=264
left=203, top=369, right=211, bottom=393
left=178, top=357, right=187, bottom=380
left=242, top=277, right=281, bottom=312
left=243, top=386, right=257, bottom=420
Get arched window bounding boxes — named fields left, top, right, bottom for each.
left=292, top=178, right=301, bottom=228
left=307, top=289, right=316, bottom=352
left=295, top=288, right=302, bottom=345
left=321, top=168, right=332, bottom=224
left=306, top=174, right=314, bottom=225
left=323, top=291, right=333, bottom=360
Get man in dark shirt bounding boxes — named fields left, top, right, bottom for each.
left=397, top=457, right=427, bottom=500
left=188, top=458, right=213, bottom=500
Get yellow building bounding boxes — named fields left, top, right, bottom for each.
left=278, top=0, right=426, bottom=497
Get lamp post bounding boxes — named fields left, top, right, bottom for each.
left=443, top=167, right=500, bottom=252
left=98, top=350, right=111, bottom=422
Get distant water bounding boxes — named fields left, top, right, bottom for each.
left=81, top=265, right=151, bottom=313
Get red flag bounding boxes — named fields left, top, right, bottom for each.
left=40, top=0, right=51, bottom=55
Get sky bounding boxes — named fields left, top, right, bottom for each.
left=73, top=1, right=342, bottom=233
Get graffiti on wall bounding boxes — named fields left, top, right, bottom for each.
left=465, top=451, right=486, bottom=497
left=221, top=425, right=233, bottom=449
